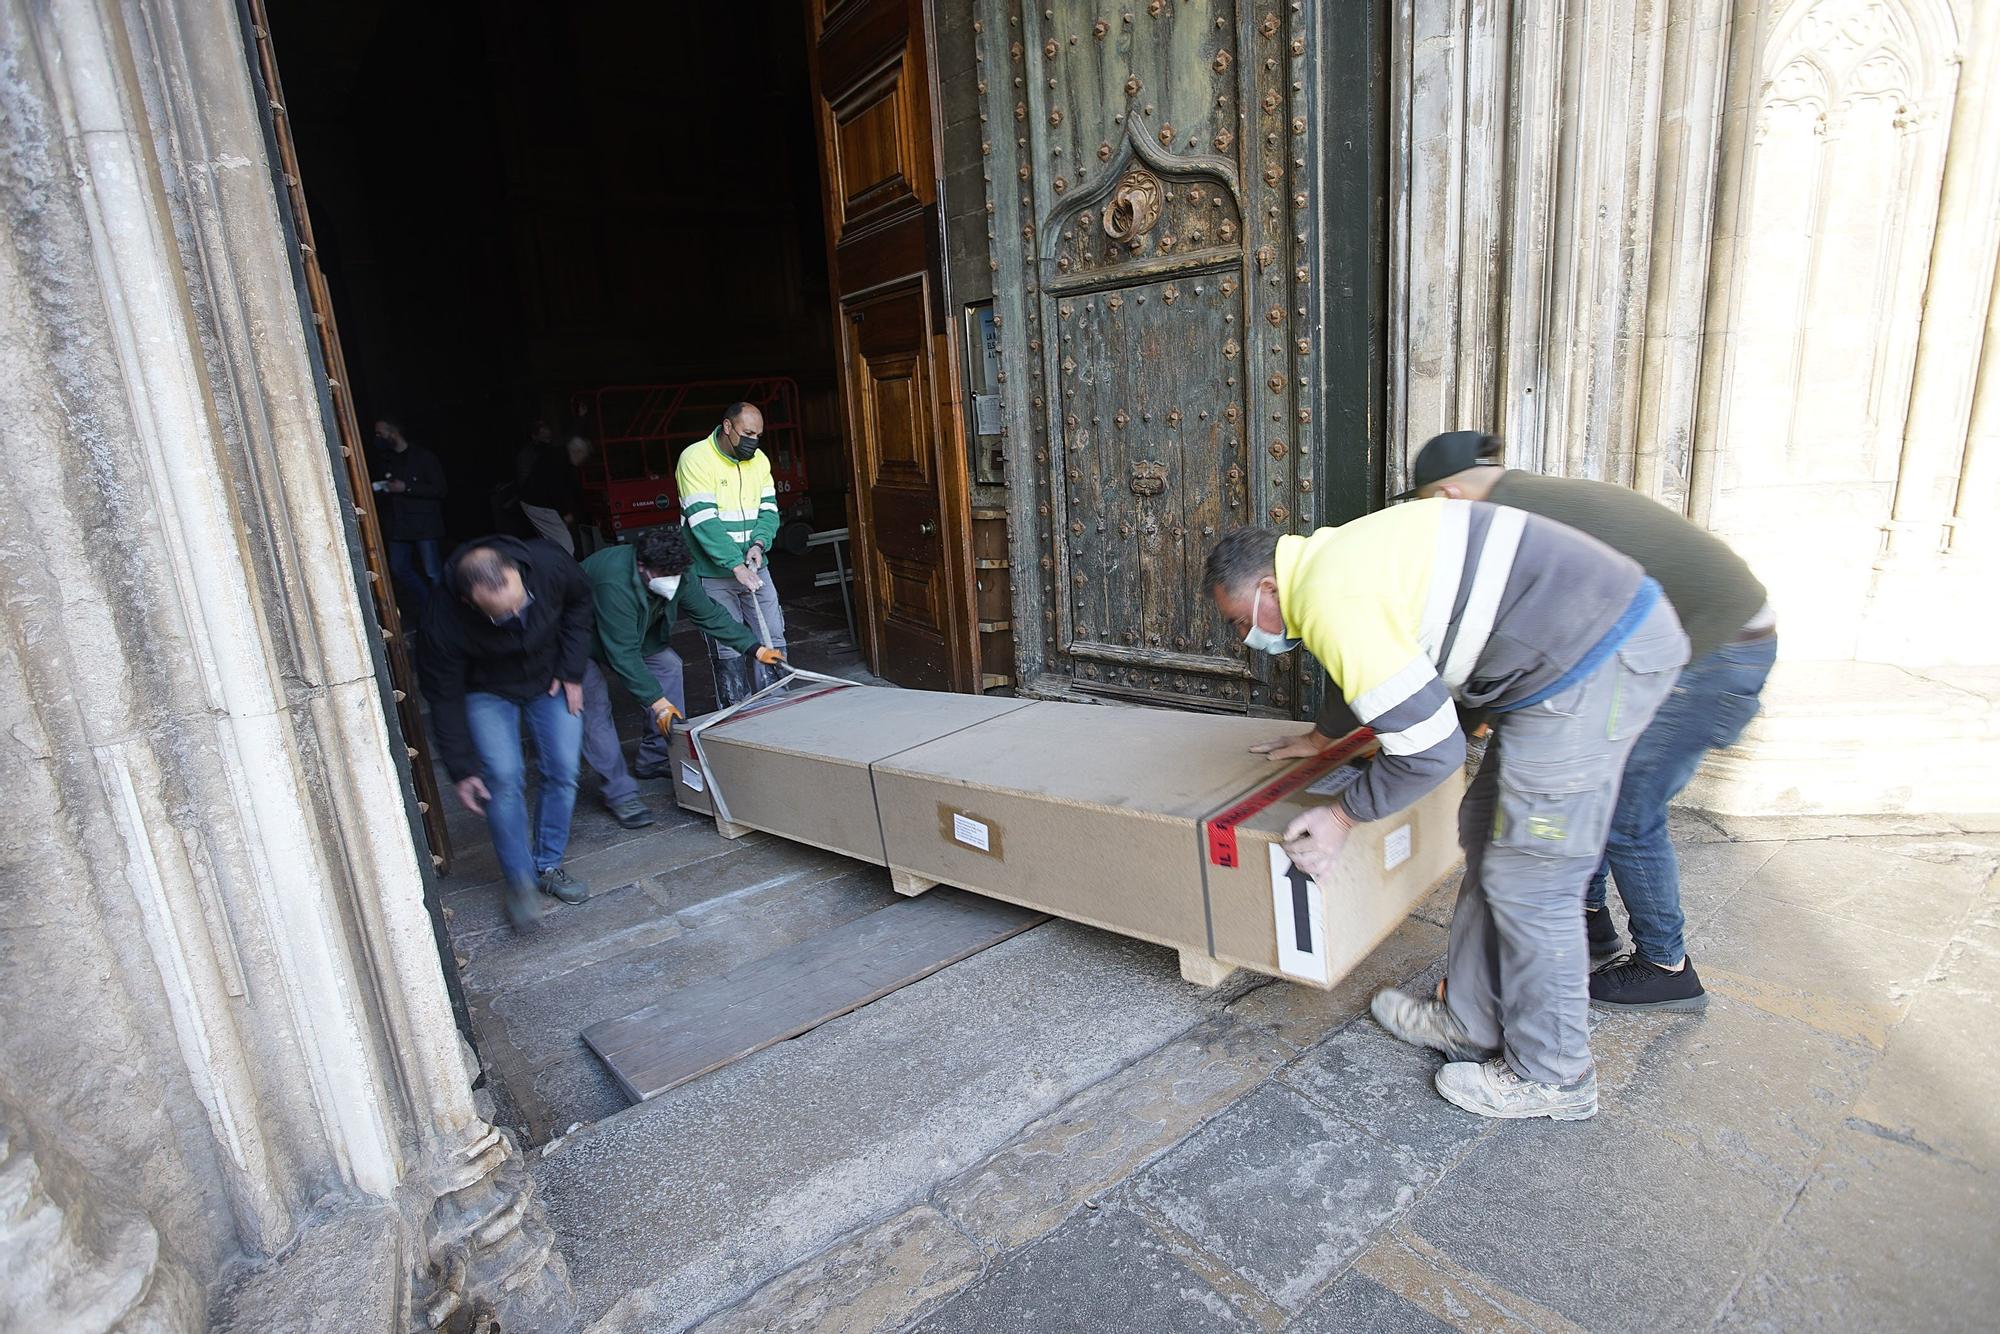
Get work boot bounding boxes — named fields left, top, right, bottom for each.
left=1585, top=905, right=1625, bottom=964
left=538, top=865, right=590, bottom=905
left=1591, top=953, right=1709, bottom=1012
left=504, top=878, right=543, bottom=933
left=631, top=758, right=674, bottom=781
left=1435, top=1058, right=1598, bottom=1121
left=605, top=795, right=655, bottom=829
left=1370, top=988, right=1498, bottom=1063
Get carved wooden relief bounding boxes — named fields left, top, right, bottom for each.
left=978, top=0, right=1319, bottom=713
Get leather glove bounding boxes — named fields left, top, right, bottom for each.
left=754, top=646, right=785, bottom=667
left=650, top=697, right=683, bottom=737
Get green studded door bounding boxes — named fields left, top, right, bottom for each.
left=978, top=0, right=1322, bottom=715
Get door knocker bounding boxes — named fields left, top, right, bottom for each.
left=1103, top=169, right=1162, bottom=244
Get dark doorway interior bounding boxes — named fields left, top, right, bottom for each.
left=263, top=0, right=844, bottom=550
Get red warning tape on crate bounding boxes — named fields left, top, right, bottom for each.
left=1201, top=728, right=1377, bottom=869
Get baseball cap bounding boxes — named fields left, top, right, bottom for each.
left=1391, top=431, right=1504, bottom=501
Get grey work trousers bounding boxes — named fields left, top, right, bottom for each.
left=1444, top=598, right=1688, bottom=1086
left=699, top=573, right=787, bottom=706
left=579, top=652, right=685, bottom=804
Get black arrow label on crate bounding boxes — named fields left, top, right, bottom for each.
left=1285, top=861, right=1314, bottom=954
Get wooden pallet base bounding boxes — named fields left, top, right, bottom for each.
left=889, top=866, right=938, bottom=897
left=1177, top=949, right=1238, bottom=989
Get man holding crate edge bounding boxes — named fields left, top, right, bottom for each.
left=1204, top=491, right=1688, bottom=1120
left=578, top=526, right=786, bottom=829
left=1408, top=431, right=1776, bottom=1011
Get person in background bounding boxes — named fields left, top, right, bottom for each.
left=1407, top=431, right=1776, bottom=1012
left=674, top=402, right=786, bottom=705
left=516, top=419, right=554, bottom=485
left=577, top=527, right=786, bottom=828
left=1205, top=494, right=1687, bottom=1122
left=518, top=431, right=590, bottom=556
left=417, top=537, right=595, bottom=931
left=371, top=419, right=448, bottom=623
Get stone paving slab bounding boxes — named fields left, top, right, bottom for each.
left=935, top=1014, right=1292, bottom=1251
left=1735, top=838, right=1994, bottom=947
left=1659, top=837, right=1785, bottom=932
left=1227, top=917, right=1449, bottom=1051
left=1279, top=1019, right=1489, bottom=1174
left=1610, top=994, right=1875, bottom=1195
left=457, top=881, right=688, bottom=993
left=1719, top=1124, right=2000, bottom=1330
left=1405, top=1113, right=1789, bottom=1333
left=911, top=1205, right=1259, bottom=1333
left=1128, top=1082, right=1434, bottom=1310
left=1689, top=892, right=1943, bottom=1047
left=543, top=924, right=1232, bottom=1330
left=1848, top=876, right=2000, bottom=1167
left=691, top=1205, right=984, bottom=1334
left=1345, top=1230, right=1589, bottom=1334
left=1288, top=1270, right=1460, bottom=1334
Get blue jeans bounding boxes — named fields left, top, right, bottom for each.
left=1586, top=634, right=1778, bottom=963
left=464, top=689, right=583, bottom=889
left=389, top=538, right=442, bottom=622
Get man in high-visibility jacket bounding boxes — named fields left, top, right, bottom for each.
left=1205, top=500, right=1687, bottom=1121
left=675, top=402, right=786, bottom=705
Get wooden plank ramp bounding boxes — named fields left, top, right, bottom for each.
left=583, top=889, right=1048, bottom=1104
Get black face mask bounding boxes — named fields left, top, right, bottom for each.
left=728, top=434, right=759, bottom=462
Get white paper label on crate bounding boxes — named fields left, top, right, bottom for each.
left=680, top=762, right=704, bottom=793
left=951, top=813, right=991, bottom=852
left=1268, top=845, right=1330, bottom=985
left=1305, top=765, right=1363, bottom=798
left=1384, top=825, right=1412, bottom=871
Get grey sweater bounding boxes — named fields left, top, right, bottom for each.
left=1487, top=471, right=1767, bottom=661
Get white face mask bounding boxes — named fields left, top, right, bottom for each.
left=1242, top=585, right=1299, bottom=655
left=647, top=574, right=682, bottom=600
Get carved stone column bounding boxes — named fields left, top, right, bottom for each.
left=0, top=0, right=570, bottom=1326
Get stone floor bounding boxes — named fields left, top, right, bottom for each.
left=431, top=580, right=2000, bottom=1332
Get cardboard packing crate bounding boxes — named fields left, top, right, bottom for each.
left=676, top=685, right=1462, bottom=989
left=667, top=720, right=713, bottom=816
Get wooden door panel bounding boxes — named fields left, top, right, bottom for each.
left=852, top=285, right=934, bottom=490
left=981, top=0, right=1317, bottom=715
left=812, top=0, right=975, bottom=691
left=1056, top=267, right=1246, bottom=682
left=829, top=58, right=920, bottom=234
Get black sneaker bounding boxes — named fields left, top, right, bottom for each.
left=605, top=795, right=656, bottom=829
left=537, top=865, right=590, bottom=905
left=631, top=759, right=674, bottom=781
left=1584, top=906, right=1625, bottom=964
left=1590, top=953, right=1709, bottom=1012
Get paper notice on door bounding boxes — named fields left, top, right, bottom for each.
left=973, top=393, right=1004, bottom=436
left=951, top=813, right=991, bottom=852
left=680, top=762, right=704, bottom=793
left=1384, top=824, right=1412, bottom=871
